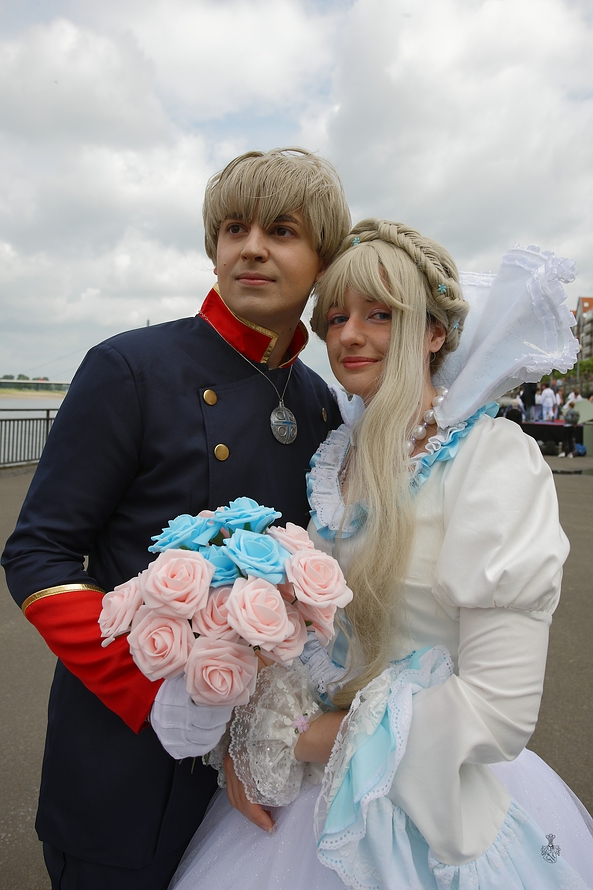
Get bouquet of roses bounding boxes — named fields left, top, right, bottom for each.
left=98, top=497, right=352, bottom=709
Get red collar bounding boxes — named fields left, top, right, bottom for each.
left=198, top=286, right=308, bottom=367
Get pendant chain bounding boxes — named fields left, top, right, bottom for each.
left=221, top=334, right=294, bottom=404
left=211, top=326, right=298, bottom=444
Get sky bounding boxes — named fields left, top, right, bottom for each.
left=0, top=0, right=591, bottom=383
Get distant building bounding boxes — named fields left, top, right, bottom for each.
left=575, top=297, right=593, bottom=360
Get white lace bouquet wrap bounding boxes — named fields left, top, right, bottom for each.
left=210, top=661, right=324, bottom=807
left=98, top=497, right=352, bottom=711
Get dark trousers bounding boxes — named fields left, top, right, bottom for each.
left=564, top=430, right=576, bottom=455
left=43, top=842, right=188, bottom=890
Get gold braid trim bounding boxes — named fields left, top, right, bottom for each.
left=22, top=583, right=105, bottom=614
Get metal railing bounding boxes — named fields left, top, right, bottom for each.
left=0, top=409, right=58, bottom=467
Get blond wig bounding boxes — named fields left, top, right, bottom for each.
left=312, top=219, right=469, bottom=706
left=203, top=148, right=351, bottom=267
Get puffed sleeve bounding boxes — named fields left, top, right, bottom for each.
left=434, top=415, right=568, bottom=613
left=388, top=417, right=569, bottom=863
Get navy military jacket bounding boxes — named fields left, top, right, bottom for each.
left=2, top=308, right=340, bottom=868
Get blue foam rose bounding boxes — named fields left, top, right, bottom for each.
left=213, top=497, right=281, bottom=534
left=199, top=545, right=241, bottom=587
left=222, top=528, right=290, bottom=585
left=148, top=513, right=222, bottom=552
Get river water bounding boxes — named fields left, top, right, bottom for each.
left=0, top=393, right=66, bottom=419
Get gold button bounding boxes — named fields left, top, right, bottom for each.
left=321, top=407, right=327, bottom=422
left=203, top=389, right=218, bottom=406
left=214, top=444, right=229, bottom=461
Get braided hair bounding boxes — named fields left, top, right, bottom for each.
left=311, top=220, right=469, bottom=707
left=312, top=218, right=468, bottom=370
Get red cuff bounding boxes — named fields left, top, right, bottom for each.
left=24, top=588, right=163, bottom=733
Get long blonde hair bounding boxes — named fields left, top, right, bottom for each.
left=312, top=220, right=468, bottom=706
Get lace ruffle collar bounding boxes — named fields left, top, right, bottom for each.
left=410, top=401, right=499, bottom=490
left=307, top=424, right=363, bottom=541
left=307, top=403, right=499, bottom=541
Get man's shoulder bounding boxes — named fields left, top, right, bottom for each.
left=97, top=316, right=203, bottom=358
left=292, top=358, right=332, bottom=393
left=81, top=315, right=226, bottom=377
left=292, top=359, right=342, bottom=427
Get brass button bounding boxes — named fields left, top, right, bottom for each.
left=203, top=389, right=218, bottom=406
left=321, top=407, right=327, bottom=422
left=214, top=443, right=230, bottom=461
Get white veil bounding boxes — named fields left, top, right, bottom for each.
left=433, top=245, right=578, bottom=428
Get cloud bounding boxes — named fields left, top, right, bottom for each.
left=0, top=123, right=217, bottom=376
left=74, top=0, right=338, bottom=123
left=1, top=0, right=591, bottom=382
left=0, top=18, right=167, bottom=146
left=1, top=229, right=211, bottom=322
left=0, top=133, right=214, bottom=255
left=0, top=1, right=342, bottom=377
left=0, top=228, right=216, bottom=377
left=303, top=0, right=593, bottom=297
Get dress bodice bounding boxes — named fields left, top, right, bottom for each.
left=307, top=408, right=567, bottom=669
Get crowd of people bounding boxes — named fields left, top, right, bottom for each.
left=517, top=381, right=591, bottom=422
left=505, top=381, right=592, bottom=457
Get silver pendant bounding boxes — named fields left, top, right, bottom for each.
left=270, top=401, right=297, bottom=444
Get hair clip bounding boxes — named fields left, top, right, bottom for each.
left=437, top=283, right=447, bottom=294
left=452, top=321, right=459, bottom=329
left=351, top=237, right=361, bottom=246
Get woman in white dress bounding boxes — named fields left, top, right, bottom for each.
left=170, top=220, right=593, bottom=889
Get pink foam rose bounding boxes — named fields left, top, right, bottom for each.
left=261, top=602, right=308, bottom=664
left=286, top=550, right=353, bottom=609
left=185, top=637, right=258, bottom=706
left=128, top=606, right=194, bottom=681
left=226, top=576, right=293, bottom=648
left=99, top=577, right=143, bottom=646
left=266, top=522, right=315, bottom=555
left=139, top=549, right=215, bottom=618
left=191, top=587, right=240, bottom=642
left=296, top=600, right=337, bottom=646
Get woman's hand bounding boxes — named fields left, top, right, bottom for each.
left=223, top=752, right=275, bottom=833
left=294, top=710, right=347, bottom=764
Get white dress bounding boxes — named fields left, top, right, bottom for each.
left=170, top=414, right=593, bottom=890
left=169, top=247, right=593, bottom=889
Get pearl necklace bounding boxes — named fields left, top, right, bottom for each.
left=406, top=386, right=448, bottom=455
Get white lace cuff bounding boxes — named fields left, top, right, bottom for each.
left=203, top=724, right=231, bottom=786
left=227, top=661, right=324, bottom=807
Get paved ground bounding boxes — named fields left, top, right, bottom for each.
left=0, top=457, right=592, bottom=888
left=529, top=454, right=593, bottom=809
left=1, top=466, right=55, bottom=889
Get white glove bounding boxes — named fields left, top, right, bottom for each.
left=150, top=675, right=233, bottom=759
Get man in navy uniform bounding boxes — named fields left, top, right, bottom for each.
left=2, top=148, right=351, bottom=889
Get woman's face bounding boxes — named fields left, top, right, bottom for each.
left=325, top=288, right=392, bottom=403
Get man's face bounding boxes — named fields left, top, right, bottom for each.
left=214, top=210, right=323, bottom=331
